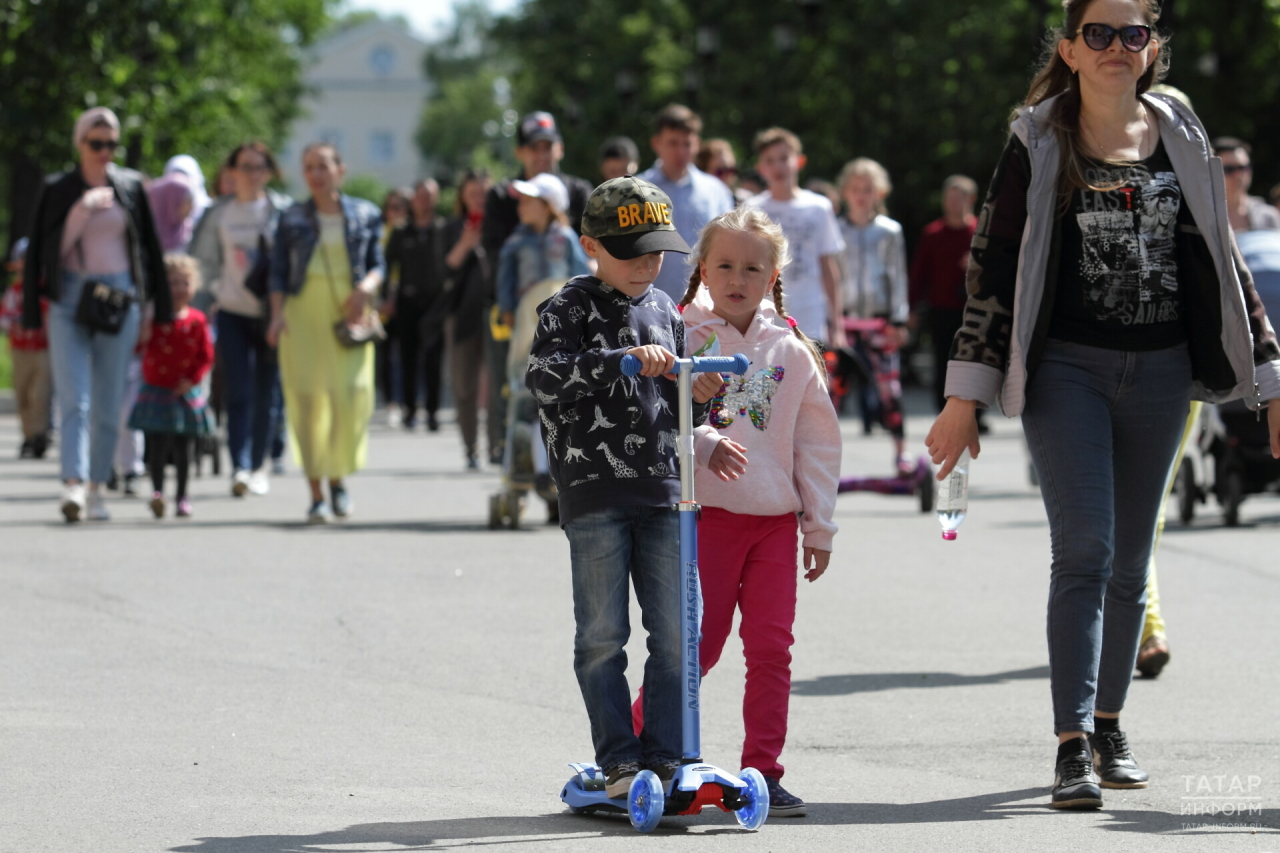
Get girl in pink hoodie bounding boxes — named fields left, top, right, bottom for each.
left=633, top=206, right=841, bottom=816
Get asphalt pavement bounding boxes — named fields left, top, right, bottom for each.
left=2, top=393, right=1277, bottom=852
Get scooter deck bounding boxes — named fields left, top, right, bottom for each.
left=560, top=762, right=752, bottom=816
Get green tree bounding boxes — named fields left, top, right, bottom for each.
left=0, top=0, right=334, bottom=252
left=417, top=1, right=519, bottom=180
left=488, top=0, right=1280, bottom=246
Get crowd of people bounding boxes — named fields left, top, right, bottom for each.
left=4, top=0, right=1280, bottom=819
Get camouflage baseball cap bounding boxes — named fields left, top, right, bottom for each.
left=581, top=175, right=691, bottom=259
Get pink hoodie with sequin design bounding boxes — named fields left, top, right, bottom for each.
left=685, top=290, right=841, bottom=551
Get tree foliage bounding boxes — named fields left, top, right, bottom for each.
left=0, top=0, right=333, bottom=248
left=472, top=0, right=1280, bottom=244
left=417, top=1, right=519, bottom=181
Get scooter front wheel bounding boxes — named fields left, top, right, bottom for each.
left=628, top=769, right=664, bottom=833
left=734, top=767, right=769, bottom=830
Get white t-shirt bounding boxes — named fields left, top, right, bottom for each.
left=745, top=189, right=845, bottom=340
left=216, top=197, right=272, bottom=318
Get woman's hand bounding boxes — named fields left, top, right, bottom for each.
left=1269, top=399, right=1280, bottom=459
left=925, top=397, right=982, bottom=480
left=266, top=315, right=287, bottom=348
left=446, top=222, right=482, bottom=269
left=707, top=438, right=748, bottom=481
left=803, top=548, right=830, bottom=582
left=83, top=186, right=115, bottom=212
left=344, top=288, right=375, bottom=325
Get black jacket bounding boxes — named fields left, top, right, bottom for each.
left=23, top=164, right=172, bottom=329
left=525, top=276, right=708, bottom=526
left=386, top=217, right=449, bottom=313
left=442, top=217, right=489, bottom=343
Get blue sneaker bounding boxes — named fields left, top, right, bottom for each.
left=765, top=775, right=806, bottom=817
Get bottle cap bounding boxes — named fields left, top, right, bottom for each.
left=941, top=530, right=957, bottom=541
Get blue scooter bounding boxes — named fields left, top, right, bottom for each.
left=559, top=353, right=770, bottom=833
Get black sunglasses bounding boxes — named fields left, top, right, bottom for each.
left=1075, top=23, right=1153, bottom=52
left=86, top=139, right=120, bottom=152
left=1222, top=164, right=1252, bottom=175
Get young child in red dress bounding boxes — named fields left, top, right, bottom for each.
left=128, top=255, right=213, bottom=518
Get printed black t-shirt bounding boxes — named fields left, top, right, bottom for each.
left=1050, top=140, right=1187, bottom=350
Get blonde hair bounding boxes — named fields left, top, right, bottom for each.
left=678, top=207, right=825, bottom=376
left=164, top=253, right=202, bottom=290
left=836, top=157, right=892, bottom=215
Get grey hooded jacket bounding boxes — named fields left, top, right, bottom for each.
left=944, top=92, right=1280, bottom=416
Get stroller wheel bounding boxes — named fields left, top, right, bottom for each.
left=488, top=493, right=503, bottom=530
left=1175, top=459, right=1197, bottom=525
left=506, top=492, right=523, bottom=530
left=1222, top=469, right=1245, bottom=527
left=917, top=465, right=935, bottom=513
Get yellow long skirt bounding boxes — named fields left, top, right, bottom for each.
left=278, top=253, right=374, bottom=481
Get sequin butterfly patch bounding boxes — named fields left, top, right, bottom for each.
left=709, top=366, right=785, bottom=430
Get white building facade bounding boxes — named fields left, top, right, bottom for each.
left=283, top=20, right=430, bottom=193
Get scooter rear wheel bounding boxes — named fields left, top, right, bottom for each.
left=628, top=770, right=664, bottom=833
left=734, top=767, right=769, bottom=830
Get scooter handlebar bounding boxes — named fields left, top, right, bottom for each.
left=620, top=353, right=750, bottom=377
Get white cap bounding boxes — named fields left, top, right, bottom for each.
left=510, top=173, right=569, bottom=215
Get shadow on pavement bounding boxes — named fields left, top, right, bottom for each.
left=791, top=665, right=1049, bottom=696
left=170, top=813, right=683, bottom=851
left=168, top=792, right=1266, bottom=850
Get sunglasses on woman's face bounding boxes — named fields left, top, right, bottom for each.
left=86, top=139, right=120, bottom=152
left=1076, top=23, right=1152, bottom=52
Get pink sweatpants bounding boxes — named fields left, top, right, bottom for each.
left=632, top=507, right=798, bottom=779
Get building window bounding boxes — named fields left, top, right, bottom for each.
left=370, top=45, right=395, bottom=77
left=370, top=131, right=394, bottom=164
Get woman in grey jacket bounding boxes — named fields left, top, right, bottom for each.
left=189, top=142, right=292, bottom=498
left=926, top=0, right=1280, bottom=811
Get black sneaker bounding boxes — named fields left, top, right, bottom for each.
left=19, top=439, right=33, bottom=459
left=764, top=775, right=806, bottom=817
left=648, top=760, right=681, bottom=784
left=604, top=760, right=641, bottom=799
left=1090, top=729, right=1149, bottom=789
left=1052, top=737, right=1103, bottom=809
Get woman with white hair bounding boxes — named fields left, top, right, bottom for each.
left=22, top=107, right=172, bottom=522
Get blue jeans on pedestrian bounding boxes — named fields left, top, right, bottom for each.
left=216, top=310, right=283, bottom=473
left=45, top=271, right=141, bottom=483
left=565, top=505, right=683, bottom=771
left=1021, top=339, right=1191, bottom=734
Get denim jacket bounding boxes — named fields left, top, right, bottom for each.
left=269, top=195, right=385, bottom=296
left=496, top=222, right=589, bottom=315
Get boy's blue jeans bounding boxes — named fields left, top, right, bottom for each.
left=565, top=505, right=683, bottom=772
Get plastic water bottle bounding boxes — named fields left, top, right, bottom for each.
left=937, top=448, right=969, bottom=541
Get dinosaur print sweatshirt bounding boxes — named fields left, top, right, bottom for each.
left=526, top=275, right=708, bottom=526
left=684, top=290, right=841, bottom=551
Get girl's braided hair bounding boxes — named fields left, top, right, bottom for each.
left=678, top=206, right=826, bottom=378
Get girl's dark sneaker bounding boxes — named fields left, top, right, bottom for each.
left=764, top=775, right=806, bottom=817
left=1052, top=737, right=1103, bottom=809
left=604, top=761, right=641, bottom=798
left=1089, top=730, right=1149, bottom=788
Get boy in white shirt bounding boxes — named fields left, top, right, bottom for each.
left=745, top=128, right=845, bottom=346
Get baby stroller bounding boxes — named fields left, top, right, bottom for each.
left=488, top=278, right=561, bottom=530
left=1175, top=230, right=1280, bottom=526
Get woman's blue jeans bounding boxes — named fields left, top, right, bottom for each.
left=1022, top=340, right=1191, bottom=734
left=564, top=505, right=683, bottom=771
left=216, top=310, right=283, bottom=473
left=45, top=271, right=141, bottom=483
